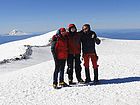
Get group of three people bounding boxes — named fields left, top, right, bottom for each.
left=51, top=24, right=101, bottom=89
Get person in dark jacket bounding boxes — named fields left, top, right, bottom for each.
left=67, top=24, right=84, bottom=84
left=80, top=24, right=101, bottom=83
left=51, top=28, right=69, bottom=88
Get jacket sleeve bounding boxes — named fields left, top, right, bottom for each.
left=51, top=35, right=57, bottom=59
left=93, top=31, right=101, bottom=45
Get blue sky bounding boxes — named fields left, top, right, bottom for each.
left=0, top=0, right=140, bottom=34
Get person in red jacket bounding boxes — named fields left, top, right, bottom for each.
left=51, top=28, right=69, bottom=89
left=67, top=24, right=84, bottom=84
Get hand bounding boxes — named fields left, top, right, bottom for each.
left=96, top=55, right=99, bottom=61
left=54, top=55, right=57, bottom=60
left=95, top=38, right=101, bottom=45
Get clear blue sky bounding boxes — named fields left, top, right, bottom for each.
left=0, top=0, right=140, bottom=34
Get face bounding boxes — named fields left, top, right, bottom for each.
left=70, top=27, right=76, bottom=32
left=82, top=26, right=89, bottom=33
left=60, top=31, right=67, bottom=37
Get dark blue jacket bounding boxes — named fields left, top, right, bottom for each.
left=80, top=30, right=100, bottom=54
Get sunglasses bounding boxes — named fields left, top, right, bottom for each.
left=82, top=27, right=89, bottom=31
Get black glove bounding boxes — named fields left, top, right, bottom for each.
left=95, top=38, right=101, bottom=45
left=53, top=53, right=57, bottom=60
left=96, top=55, right=99, bottom=61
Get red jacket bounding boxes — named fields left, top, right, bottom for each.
left=67, top=32, right=81, bottom=55
left=54, top=35, right=68, bottom=59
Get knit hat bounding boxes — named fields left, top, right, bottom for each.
left=68, top=24, right=77, bottom=33
left=68, top=24, right=75, bottom=28
left=59, top=28, right=66, bottom=32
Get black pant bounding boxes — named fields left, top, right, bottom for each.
left=53, top=59, right=66, bottom=84
left=67, top=54, right=82, bottom=82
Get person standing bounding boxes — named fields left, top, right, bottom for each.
left=67, top=24, right=84, bottom=85
left=51, top=28, right=69, bottom=89
left=80, top=24, right=101, bottom=84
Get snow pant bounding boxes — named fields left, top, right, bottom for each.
left=67, top=54, right=82, bottom=82
left=53, top=59, right=66, bottom=85
left=83, top=53, right=99, bottom=82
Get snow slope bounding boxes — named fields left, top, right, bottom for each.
left=0, top=30, right=56, bottom=62
left=0, top=32, right=140, bottom=105
left=0, top=46, right=52, bottom=73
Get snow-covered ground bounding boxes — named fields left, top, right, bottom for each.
left=0, top=30, right=140, bottom=105
left=0, top=30, right=56, bottom=62
left=0, top=46, right=52, bottom=73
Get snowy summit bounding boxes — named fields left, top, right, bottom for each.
left=0, top=30, right=139, bottom=105
left=9, top=29, right=27, bottom=35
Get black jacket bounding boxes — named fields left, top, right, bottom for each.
left=80, top=30, right=101, bottom=54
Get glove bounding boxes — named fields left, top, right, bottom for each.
left=95, top=38, right=101, bottom=45
left=53, top=54, right=57, bottom=60
left=96, top=55, right=99, bottom=61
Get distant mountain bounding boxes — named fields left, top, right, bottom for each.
left=9, top=29, right=28, bottom=35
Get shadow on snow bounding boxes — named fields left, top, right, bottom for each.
left=99, top=76, right=140, bottom=85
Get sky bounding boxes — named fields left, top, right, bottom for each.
left=0, top=0, right=140, bottom=34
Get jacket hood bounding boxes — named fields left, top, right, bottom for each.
left=68, top=24, right=77, bottom=33
left=56, top=28, right=67, bottom=38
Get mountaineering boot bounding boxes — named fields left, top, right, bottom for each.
left=59, top=81, right=69, bottom=87
left=69, top=80, right=76, bottom=85
left=85, top=68, right=91, bottom=83
left=94, top=68, right=100, bottom=85
left=78, top=79, right=84, bottom=84
left=53, top=82, right=58, bottom=89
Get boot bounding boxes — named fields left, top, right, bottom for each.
left=75, top=68, right=83, bottom=84
left=78, top=79, right=84, bottom=84
left=53, top=82, right=58, bottom=89
left=85, top=68, right=91, bottom=83
left=69, top=80, right=76, bottom=85
left=53, top=84, right=57, bottom=89
left=94, top=68, right=99, bottom=82
left=59, top=81, right=69, bottom=87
